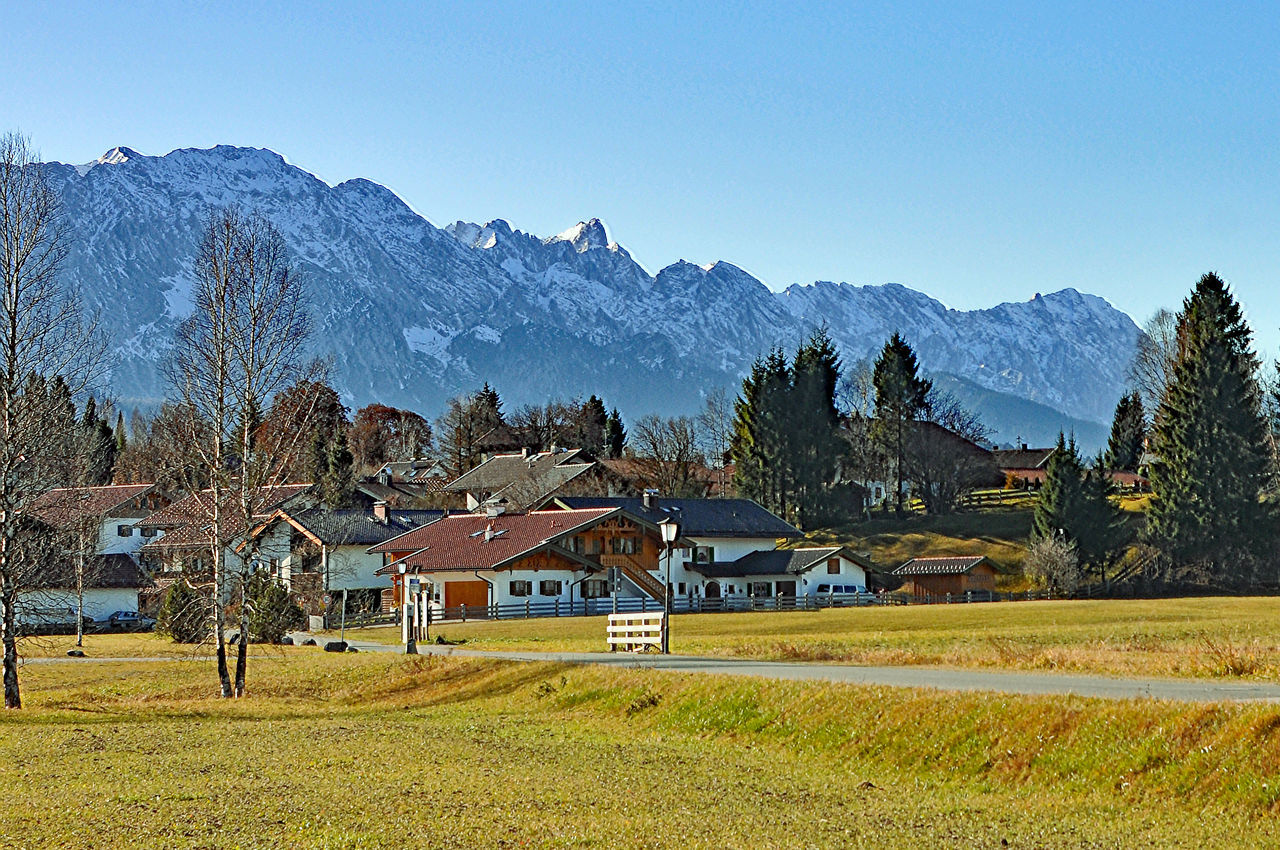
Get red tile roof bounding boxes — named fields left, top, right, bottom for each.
left=29, top=484, right=156, bottom=528
left=370, top=507, right=618, bottom=573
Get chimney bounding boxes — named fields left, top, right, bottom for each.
left=643, top=489, right=659, bottom=509
left=373, top=501, right=388, bottom=523
left=484, top=522, right=494, bottom=542
left=1021, top=443, right=1028, bottom=451
left=485, top=503, right=506, bottom=518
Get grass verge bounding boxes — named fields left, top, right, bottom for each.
left=0, top=652, right=1278, bottom=848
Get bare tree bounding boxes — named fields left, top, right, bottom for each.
left=629, top=415, right=705, bottom=498
left=903, top=390, right=999, bottom=514
left=170, top=208, right=317, bottom=698
left=0, top=132, right=102, bottom=708
left=1024, top=534, right=1082, bottom=595
left=1128, top=308, right=1178, bottom=415
left=697, top=388, right=733, bottom=497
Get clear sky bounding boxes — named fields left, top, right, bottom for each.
left=6, top=2, right=1280, bottom=355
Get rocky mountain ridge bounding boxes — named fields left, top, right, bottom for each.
left=46, top=145, right=1140, bottom=438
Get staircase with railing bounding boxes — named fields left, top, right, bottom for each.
left=599, top=553, right=665, bottom=601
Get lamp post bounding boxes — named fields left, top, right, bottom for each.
left=658, top=518, right=681, bottom=654
left=399, top=564, right=416, bottom=655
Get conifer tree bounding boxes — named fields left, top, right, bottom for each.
left=1032, top=434, right=1123, bottom=580
left=1146, top=273, right=1271, bottom=583
left=731, top=349, right=793, bottom=517
left=872, top=333, right=931, bottom=513
left=1105, top=390, right=1146, bottom=472
left=604, top=408, right=626, bottom=459
left=790, top=328, right=845, bottom=527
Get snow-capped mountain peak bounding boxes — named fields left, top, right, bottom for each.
left=44, top=144, right=1139, bottom=432
left=551, top=218, right=612, bottom=253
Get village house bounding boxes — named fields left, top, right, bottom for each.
left=892, top=555, right=999, bottom=598
left=246, top=502, right=442, bottom=615
left=25, top=484, right=165, bottom=623
left=443, top=447, right=621, bottom=510
left=543, top=495, right=870, bottom=602
left=356, top=459, right=450, bottom=506
left=369, top=505, right=672, bottom=615
left=135, top=483, right=315, bottom=609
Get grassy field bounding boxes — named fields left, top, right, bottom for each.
left=344, top=596, right=1280, bottom=680
left=2, top=651, right=1280, bottom=848
left=15, top=631, right=289, bottom=659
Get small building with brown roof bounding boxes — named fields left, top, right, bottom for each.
left=24, top=484, right=165, bottom=622
left=892, top=555, right=999, bottom=598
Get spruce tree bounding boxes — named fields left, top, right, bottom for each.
left=1032, top=433, right=1085, bottom=542
left=872, top=333, right=931, bottom=514
left=731, top=349, right=793, bottom=517
left=604, top=408, right=626, bottom=458
left=1146, top=272, right=1271, bottom=583
left=790, top=328, right=844, bottom=527
left=1105, top=390, right=1146, bottom=472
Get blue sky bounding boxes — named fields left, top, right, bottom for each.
left=7, top=1, right=1280, bottom=356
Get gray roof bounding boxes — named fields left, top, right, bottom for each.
left=552, top=497, right=802, bottom=539
left=36, top=553, right=152, bottom=590
left=893, top=556, right=994, bottom=576
left=287, top=508, right=443, bottom=546
left=696, top=547, right=846, bottom=578
left=444, top=449, right=595, bottom=506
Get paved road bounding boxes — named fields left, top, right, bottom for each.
left=34, top=635, right=1280, bottom=704
left=327, top=636, right=1280, bottom=704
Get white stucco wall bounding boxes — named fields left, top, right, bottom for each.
left=17, top=588, right=140, bottom=623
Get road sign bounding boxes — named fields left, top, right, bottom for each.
left=322, top=593, right=332, bottom=606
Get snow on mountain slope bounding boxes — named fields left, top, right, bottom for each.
left=47, top=145, right=1140, bottom=425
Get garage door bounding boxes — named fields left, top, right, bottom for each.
left=445, top=580, right=489, bottom=615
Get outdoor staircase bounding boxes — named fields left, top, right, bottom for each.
left=601, top=554, right=666, bottom=601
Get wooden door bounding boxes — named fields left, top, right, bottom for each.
left=445, top=580, right=489, bottom=613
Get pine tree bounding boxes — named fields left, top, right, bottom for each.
left=604, top=408, right=626, bottom=459
left=790, top=328, right=845, bottom=527
left=1146, top=272, right=1271, bottom=583
left=1105, top=390, right=1146, bottom=472
left=731, top=349, right=793, bottom=517
left=872, top=333, right=931, bottom=513
left=320, top=427, right=354, bottom=507
left=1033, top=433, right=1085, bottom=542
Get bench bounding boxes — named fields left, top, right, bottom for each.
left=607, top=612, right=664, bottom=652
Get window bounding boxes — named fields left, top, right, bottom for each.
left=677, top=582, right=686, bottom=595
left=509, top=580, right=532, bottom=597
left=141, top=526, right=156, bottom=538
left=269, top=558, right=281, bottom=577
left=588, top=537, right=602, bottom=555
left=827, top=558, right=840, bottom=575
left=117, top=524, right=132, bottom=537
left=539, top=580, right=562, bottom=597
left=694, top=545, right=715, bottom=564
left=566, top=536, right=584, bottom=554
left=611, top=536, right=641, bottom=555
left=581, top=579, right=608, bottom=599
left=749, top=581, right=772, bottom=598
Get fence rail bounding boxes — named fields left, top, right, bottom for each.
left=402, top=588, right=1069, bottom=626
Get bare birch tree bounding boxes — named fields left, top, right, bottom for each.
left=0, top=132, right=101, bottom=708
left=171, top=208, right=317, bottom=698
left=1128, top=308, right=1178, bottom=416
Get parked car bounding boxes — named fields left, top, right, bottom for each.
left=106, top=610, right=156, bottom=632
left=813, top=584, right=881, bottom=605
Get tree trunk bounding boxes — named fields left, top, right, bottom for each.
left=2, top=580, right=19, bottom=709
left=213, top=540, right=232, bottom=699
left=234, top=571, right=249, bottom=697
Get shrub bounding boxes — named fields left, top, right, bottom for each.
left=245, top=569, right=305, bottom=644
left=156, top=579, right=209, bottom=643
left=1024, top=534, right=1082, bottom=595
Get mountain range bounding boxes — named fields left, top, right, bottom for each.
left=45, top=145, right=1141, bottom=451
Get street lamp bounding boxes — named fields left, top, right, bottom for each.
left=398, top=563, right=417, bottom=655
left=658, top=517, right=681, bottom=654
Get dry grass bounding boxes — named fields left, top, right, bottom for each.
left=346, top=595, right=1280, bottom=681
left=3, top=652, right=1280, bottom=847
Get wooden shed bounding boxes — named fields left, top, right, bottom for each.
left=892, top=556, right=999, bottom=597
